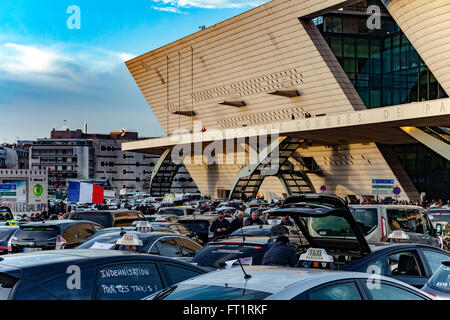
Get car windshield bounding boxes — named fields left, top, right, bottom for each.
left=161, top=209, right=184, bottom=216
left=428, top=264, right=450, bottom=294
left=0, top=228, right=16, bottom=241
left=14, top=226, right=59, bottom=241
left=153, top=284, right=271, bottom=300
left=349, top=208, right=378, bottom=236
left=192, top=243, right=266, bottom=269
left=179, top=221, right=210, bottom=233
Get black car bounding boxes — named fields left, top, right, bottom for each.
left=265, top=194, right=450, bottom=288
left=78, top=231, right=203, bottom=263
left=0, top=226, right=18, bottom=255
left=9, top=220, right=104, bottom=253
left=69, top=210, right=146, bottom=228
left=0, top=249, right=207, bottom=300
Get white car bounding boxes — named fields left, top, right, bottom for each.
left=146, top=266, right=434, bottom=300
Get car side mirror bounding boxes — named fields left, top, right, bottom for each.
left=436, top=224, right=443, bottom=237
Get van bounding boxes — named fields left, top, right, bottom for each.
left=69, top=210, right=146, bottom=228
left=157, top=207, right=196, bottom=217
left=349, top=205, right=440, bottom=247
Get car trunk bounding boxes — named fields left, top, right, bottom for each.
left=266, top=195, right=372, bottom=268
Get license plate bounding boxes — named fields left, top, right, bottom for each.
left=24, top=248, right=43, bottom=253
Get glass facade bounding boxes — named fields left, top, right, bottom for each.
left=314, top=0, right=448, bottom=109
left=313, top=1, right=449, bottom=200
left=391, top=144, right=450, bottom=200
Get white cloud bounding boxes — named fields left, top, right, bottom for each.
left=0, top=43, right=68, bottom=74
left=151, top=6, right=183, bottom=13
left=151, top=0, right=264, bottom=9
left=0, top=42, right=136, bottom=85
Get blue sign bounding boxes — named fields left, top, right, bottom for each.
left=393, top=187, right=401, bottom=195
left=320, top=185, right=327, bottom=192
left=372, top=179, right=394, bottom=184
left=0, top=184, right=16, bottom=190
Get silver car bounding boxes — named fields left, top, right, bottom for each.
left=422, top=261, right=450, bottom=300
left=349, top=205, right=440, bottom=247
left=146, top=266, right=434, bottom=300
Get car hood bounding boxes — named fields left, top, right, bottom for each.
left=265, top=195, right=371, bottom=256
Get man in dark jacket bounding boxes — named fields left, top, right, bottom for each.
left=244, top=211, right=265, bottom=226
left=262, top=236, right=298, bottom=267
left=227, top=212, right=244, bottom=234
left=210, top=212, right=230, bottom=239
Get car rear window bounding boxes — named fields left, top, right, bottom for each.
left=72, top=212, right=113, bottom=228
left=15, top=226, right=59, bottom=241
left=179, top=221, right=210, bottom=233
left=349, top=208, right=378, bottom=236
left=230, top=227, right=270, bottom=237
left=77, top=234, right=124, bottom=249
left=154, top=284, right=271, bottom=300
left=428, top=264, right=450, bottom=294
left=431, top=211, right=450, bottom=223
left=192, top=244, right=266, bottom=269
left=160, top=209, right=184, bottom=216
left=0, top=229, right=16, bottom=241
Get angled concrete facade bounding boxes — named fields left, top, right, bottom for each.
left=123, top=0, right=450, bottom=201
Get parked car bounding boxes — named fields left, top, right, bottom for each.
left=0, top=249, right=207, bottom=300
left=69, top=210, right=146, bottom=228
left=421, top=260, right=450, bottom=299
left=9, top=221, right=104, bottom=253
left=78, top=231, right=203, bottom=263
left=147, top=266, right=433, bottom=300
left=349, top=204, right=440, bottom=247
left=0, top=226, right=18, bottom=255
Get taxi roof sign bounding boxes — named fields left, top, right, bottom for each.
left=299, top=248, right=334, bottom=263
left=116, top=234, right=143, bottom=247
left=388, top=230, right=410, bottom=240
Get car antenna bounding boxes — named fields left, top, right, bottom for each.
left=237, top=258, right=252, bottom=279
left=240, top=224, right=246, bottom=242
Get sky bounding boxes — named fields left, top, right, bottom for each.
left=0, top=0, right=264, bottom=143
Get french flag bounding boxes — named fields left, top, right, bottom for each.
left=68, top=182, right=104, bottom=204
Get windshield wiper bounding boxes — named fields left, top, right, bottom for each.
left=153, top=286, right=177, bottom=300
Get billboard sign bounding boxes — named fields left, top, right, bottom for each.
left=0, top=180, right=27, bottom=203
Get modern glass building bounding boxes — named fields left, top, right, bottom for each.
left=123, top=0, right=450, bottom=201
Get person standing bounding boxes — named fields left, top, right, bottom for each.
left=228, top=212, right=244, bottom=234
left=210, top=212, right=230, bottom=239
left=244, top=211, right=264, bottom=226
